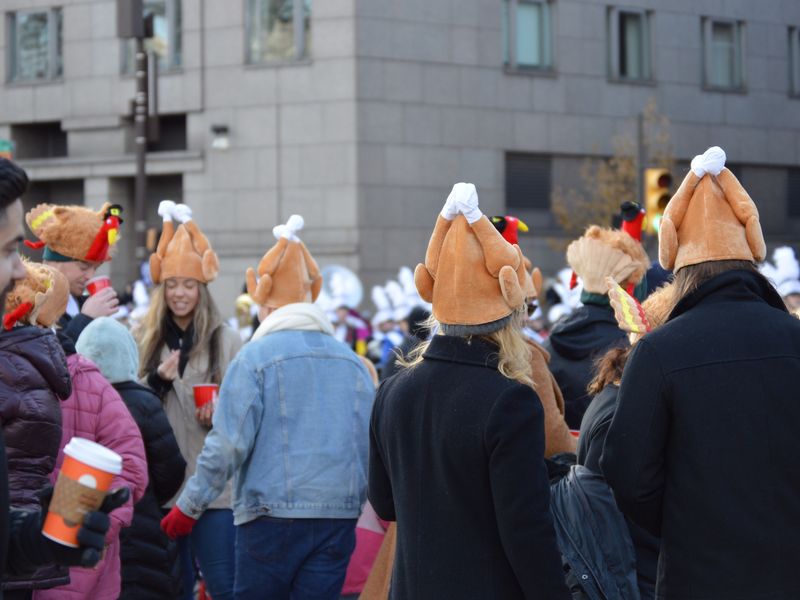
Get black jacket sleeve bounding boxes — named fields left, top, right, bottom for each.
left=367, top=391, right=396, bottom=521
left=127, top=390, right=186, bottom=505
left=145, top=370, right=173, bottom=399
left=59, top=313, right=93, bottom=345
left=484, top=385, right=571, bottom=600
left=601, top=339, right=668, bottom=536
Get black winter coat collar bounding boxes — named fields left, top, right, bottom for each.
left=669, top=268, right=787, bottom=321
left=423, top=335, right=500, bottom=370
left=547, top=304, right=625, bottom=360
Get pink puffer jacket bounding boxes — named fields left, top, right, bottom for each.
left=33, top=354, right=148, bottom=600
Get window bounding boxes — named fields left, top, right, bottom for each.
left=122, top=0, right=182, bottom=73
left=7, top=8, right=63, bottom=82
left=702, top=17, right=745, bottom=90
left=608, top=8, right=651, bottom=81
left=10, top=122, right=67, bottom=159
left=506, top=153, right=552, bottom=210
left=502, top=0, right=553, bottom=71
left=246, top=0, right=312, bottom=63
left=790, top=27, right=800, bottom=96
left=787, top=168, right=800, bottom=217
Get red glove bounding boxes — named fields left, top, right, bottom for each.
left=161, top=505, right=197, bottom=539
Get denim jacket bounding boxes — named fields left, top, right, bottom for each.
left=177, top=329, right=375, bottom=525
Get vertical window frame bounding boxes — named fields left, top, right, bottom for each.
left=702, top=16, right=746, bottom=92
left=789, top=27, right=800, bottom=98
left=245, top=0, right=312, bottom=65
left=503, top=0, right=554, bottom=73
left=7, top=7, right=63, bottom=83
left=608, top=6, right=652, bottom=83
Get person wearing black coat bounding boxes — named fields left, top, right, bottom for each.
left=543, top=302, right=628, bottom=428
left=0, top=326, right=72, bottom=594
left=75, top=317, right=187, bottom=600
left=369, top=184, right=568, bottom=600
left=379, top=306, right=430, bottom=380
left=602, top=150, right=800, bottom=600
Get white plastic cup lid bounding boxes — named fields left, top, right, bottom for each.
left=63, top=437, right=123, bottom=475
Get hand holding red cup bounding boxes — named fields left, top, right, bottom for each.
left=86, top=276, right=112, bottom=296
left=192, top=384, right=219, bottom=409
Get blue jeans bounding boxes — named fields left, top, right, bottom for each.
left=177, top=508, right=236, bottom=600
left=233, top=517, right=357, bottom=600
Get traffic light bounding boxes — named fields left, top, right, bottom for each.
left=644, top=168, right=672, bottom=233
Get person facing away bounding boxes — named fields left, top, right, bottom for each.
left=24, top=201, right=122, bottom=344
left=543, top=225, right=650, bottom=428
left=369, top=183, right=569, bottom=600
left=75, top=317, right=186, bottom=600
left=160, top=214, right=376, bottom=600
left=601, top=147, right=800, bottom=600
left=0, top=260, right=72, bottom=598
left=136, top=200, right=241, bottom=600
left=577, top=279, right=676, bottom=600
left=0, top=157, right=130, bottom=600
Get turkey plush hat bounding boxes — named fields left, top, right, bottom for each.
left=567, top=226, right=649, bottom=295
left=246, top=215, right=322, bottom=308
left=25, top=203, right=123, bottom=263
left=150, top=201, right=219, bottom=284
left=606, top=276, right=676, bottom=345
left=415, top=183, right=528, bottom=335
left=3, top=258, right=69, bottom=330
left=659, top=146, right=766, bottom=271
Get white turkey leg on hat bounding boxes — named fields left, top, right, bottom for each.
left=690, top=146, right=726, bottom=178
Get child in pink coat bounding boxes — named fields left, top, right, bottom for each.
left=34, top=346, right=148, bottom=600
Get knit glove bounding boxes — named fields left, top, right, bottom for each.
left=161, top=505, right=198, bottom=539
left=37, top=486, right=130, bottom=567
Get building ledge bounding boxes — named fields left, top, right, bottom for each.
left=18, top=151, right=205, bottom=181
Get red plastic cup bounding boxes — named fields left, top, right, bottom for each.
left=193, top=384, right=219, bottom=408
left=86, top=276, right=112, bottom=296
left=569, top=430, right=580, bottom=438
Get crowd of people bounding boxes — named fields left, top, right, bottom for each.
left=0, top=145, right=797, bottom=600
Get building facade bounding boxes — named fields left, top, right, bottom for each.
left=2, top=0, right=800, bottom=314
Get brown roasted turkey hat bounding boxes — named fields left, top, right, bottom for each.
left=3, top=258, right=69, bottom=330
left=246, top=215, right=322, bottom=308
left=414, top=183, right=528, bottom=334
left=659, top=146, right=766, bottom=272
left=150, top=201, right=219, bottom=285
left=567, top=226, right=649, bottom=295
left=25, top=202, right=123, bottom=263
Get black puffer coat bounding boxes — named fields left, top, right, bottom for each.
left=113, top=381, right=186, bottom=600
left=0, top=326, right=71, bottom=590
left=543, top=302, right=627, bottom=428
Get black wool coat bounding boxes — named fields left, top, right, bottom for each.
left=601, top=270, right=800, bottom=600
left=113, top=381, right=186, bottom=600
left=543, top=303, right=628, bottom=429
left=369, top=335, right=569, bottom=600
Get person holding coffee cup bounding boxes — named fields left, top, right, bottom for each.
left=137, top=201, right=241, bottom=600
left=0, top=157, right=130, bottom=599
left=24, top=202, right=123, bottom=345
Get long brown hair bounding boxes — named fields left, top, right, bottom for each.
left=137, top=282, right=224, bottom=383
left=587, top=346, right=631, bottom=396
left=672, top=259, right=759, bottom=302
left=399, top=310, right=534, bottom=387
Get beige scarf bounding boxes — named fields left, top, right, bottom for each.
left=251, top=302, right=334, bottom=341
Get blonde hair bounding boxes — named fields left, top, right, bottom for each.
left=399, top=310, right=533, bottom=387
left=137, top=282, right=224, bottom=383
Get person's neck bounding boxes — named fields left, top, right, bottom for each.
left=172, top=313, right=193, bottom=331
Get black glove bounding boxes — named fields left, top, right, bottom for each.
left=37, top=485, right=131, bottom=568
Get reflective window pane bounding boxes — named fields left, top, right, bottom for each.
left=517, top=3, right=542, bottom=67
left=247, top=0, right=312, bottom=62
left=620, top=13, right=643, bottom=79
left=710, top=22, right=735, bottom=87
left=15, top=12, right=50, bottom=81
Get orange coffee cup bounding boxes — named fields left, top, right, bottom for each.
left=42, top=437, right=122, bottom=547
left=569, top=430, right=580, bottom=438
left=86, top=276, right=112, bottom=296
left=193, top=384, right=219, bottom=408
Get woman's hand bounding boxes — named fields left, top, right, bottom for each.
left=157, top=350, right=180, bottom=381
left=196, top=399, right=215, bottom=428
